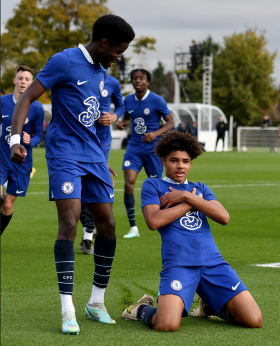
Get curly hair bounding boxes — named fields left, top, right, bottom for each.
left=155, top=130, right=203, bottom=160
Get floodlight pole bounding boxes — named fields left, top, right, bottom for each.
left=202, top=54, right=213, bottom=105
left=174, top=44, right=190, bottom=103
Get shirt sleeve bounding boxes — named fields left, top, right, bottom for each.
left=156, top=96, right=171, bottom=118
left=36, top=51, right=70, bottom=90
left=30, top=104, right=45, bottom=148
left=141, top=179, right=161, bottom=209
left=111, top=81, right=125, bottom=119
left=123, top=97, right=130, bottom=118
left=200, top=183, right=217, bottom=201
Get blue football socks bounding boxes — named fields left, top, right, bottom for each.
left=124, top=193, right=136, bottom=228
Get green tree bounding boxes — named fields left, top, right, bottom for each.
left=1, top=0, right=156, bottom=99
left=132, top=36, right=156, bottom=55
left=150, top=61, right=174, bottom=102
left=185, top=35, right=219, bottom=103
left=1, top=0, right=110, bottom=93
left=212, top=29, right=276, bottom=125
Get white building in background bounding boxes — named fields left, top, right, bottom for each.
left=168, top=103, right=228, bottom=152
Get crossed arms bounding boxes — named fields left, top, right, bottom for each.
left=143, top=187, right=230, bottom=231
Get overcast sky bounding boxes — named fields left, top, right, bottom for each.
left=2, top=0, right=280, bottom=84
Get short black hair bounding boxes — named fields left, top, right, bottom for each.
left=92, top=15, right=135, bottom=45
left=16, top=65, right=34, bottom=76
left=155, top=130, right=203, bottom=160
left=129, top=69, right=151, bottom=83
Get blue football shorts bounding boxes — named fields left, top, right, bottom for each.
left=122, top=150, right=163, bottom=178
left=159, top=262, right=248, bottom=316
left=47, top=158, right=114, bottom=203
left=1, top=166, right=30, bottom=197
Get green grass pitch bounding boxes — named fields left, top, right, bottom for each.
left=1, top=148, right=280, bottom=346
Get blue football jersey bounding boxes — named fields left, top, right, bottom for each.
left=94, top=75, right=125, bottom=151
left=141, top=177, right=224, bottom=269
left=36, top=44, right=106, bottom=163
left=124, top=91, right=171, bottom=154
left=1, top=94, right=44, bottom=175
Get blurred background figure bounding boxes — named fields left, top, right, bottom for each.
left=261, top=114, right=275, bottom=152
left=118, top=54, right=126, bottom=83
left=260, top=114, right=272, bottom=127
left=190, top=40, right=198, bottom=78
left=215, top=116, right=227, bottom=151
left=176, top=123, right=186, bottom=133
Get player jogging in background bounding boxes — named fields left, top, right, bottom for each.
left=117, top=69, right=175, bottom=238
left=1, top=66, right=44, bottom=235
left=122, top=131, right=262, bottom=331
left=10, top=15, right=135, bottom=335
left=79, top=74, right=125, bottom=254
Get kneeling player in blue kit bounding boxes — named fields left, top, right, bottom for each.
left=122, top=131, right=262, bottom=331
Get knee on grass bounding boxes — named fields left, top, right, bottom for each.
left=244, top=312, right=263, bottom=328
left=154, top=320, right=180, bottom=332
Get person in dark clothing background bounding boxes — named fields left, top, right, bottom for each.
left=215, top=117, right=227, bottom=151
left=118, top=54, right=126, bottom=83
left=190, top=40, right=198, bottom=78
left=260, top=114, right=272, bottom=128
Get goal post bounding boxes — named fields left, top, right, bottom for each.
left=237, top=127, right=280, bottom=152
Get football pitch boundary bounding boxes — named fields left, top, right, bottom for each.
left=26, top=182, right=280, bottom=195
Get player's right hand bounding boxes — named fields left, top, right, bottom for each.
left=116, top=121, right=124, bottom=130
left=10, top=144, right=27, bottom=164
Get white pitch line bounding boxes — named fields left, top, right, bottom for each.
left=27, top=183, right=280, bottom=195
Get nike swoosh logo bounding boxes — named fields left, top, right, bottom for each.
left=232, top=282, right=240, bottom=291
left=2, top=115, right=9, bottom=118
left=77, top=80, right=88, bottom=85
left=16, top=190, right=24, bottom=194
left=128, top=110, right=134, bottom=114
left=110, top=194, right=114, bottom=198
left=150, top=175, right=157, bottom=178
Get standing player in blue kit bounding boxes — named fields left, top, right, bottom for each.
left=122, top=131, right=262, bottom=331
left=1, top=65, right=44, bottom=234
left=79, top=74, right=125, bottom=254
left=10, top=15, right=135, bottom=335
left=117, top=69, right=175, bottom=238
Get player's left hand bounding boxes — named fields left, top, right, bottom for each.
left=98, top=112, right=117, bottom=126
left=22, top=131, right=31, bottom=145
left=108, top=164, right=117, bottom=187
left=142, top=132, right=157, bottom=143
left=160, top=187, right=196, bottom=209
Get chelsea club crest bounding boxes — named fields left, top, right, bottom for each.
left=101, top=89, right=108, bottom=97
left=171, top=280, right=182, bottom=291
left=61, top=182, right=74, bottom=194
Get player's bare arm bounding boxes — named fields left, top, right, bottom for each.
left=22, top=131, right=31, bottom=145
left=143, top=188, right=196, bottom=230
left=160, top=187, right=229, bottom=225
left=98, top=111, right=118, bottom=126
left=142, top=114, right=175, bottom=143
left=11, top=79, right=46, bottom=164
left=117, top=114, right=131, bottom=130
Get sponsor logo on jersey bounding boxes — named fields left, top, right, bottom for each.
left=134, top=117, right=147, bottom=134
left=79, top=96, right=100, bottom=127
left=101, top=89, right=109, bottom=97
left=124, top=160, right=131, bottom=167
left=144, top=108, right=150, bottom=115
left=180, top=211, right=202, bottom=230
left=100, top=81, right=104, bottom=91
left=170, top=280, right=182, bottom=291
left=61, top=182, right=74, bottom=194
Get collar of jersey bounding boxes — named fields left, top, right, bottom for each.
left=135, top=89, right=150, bottom=101
left=78, top=44, right=94, bottom=65
left=163, top=176, right=188, bottom=185
left=13, top=94, right=17, bottom=104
